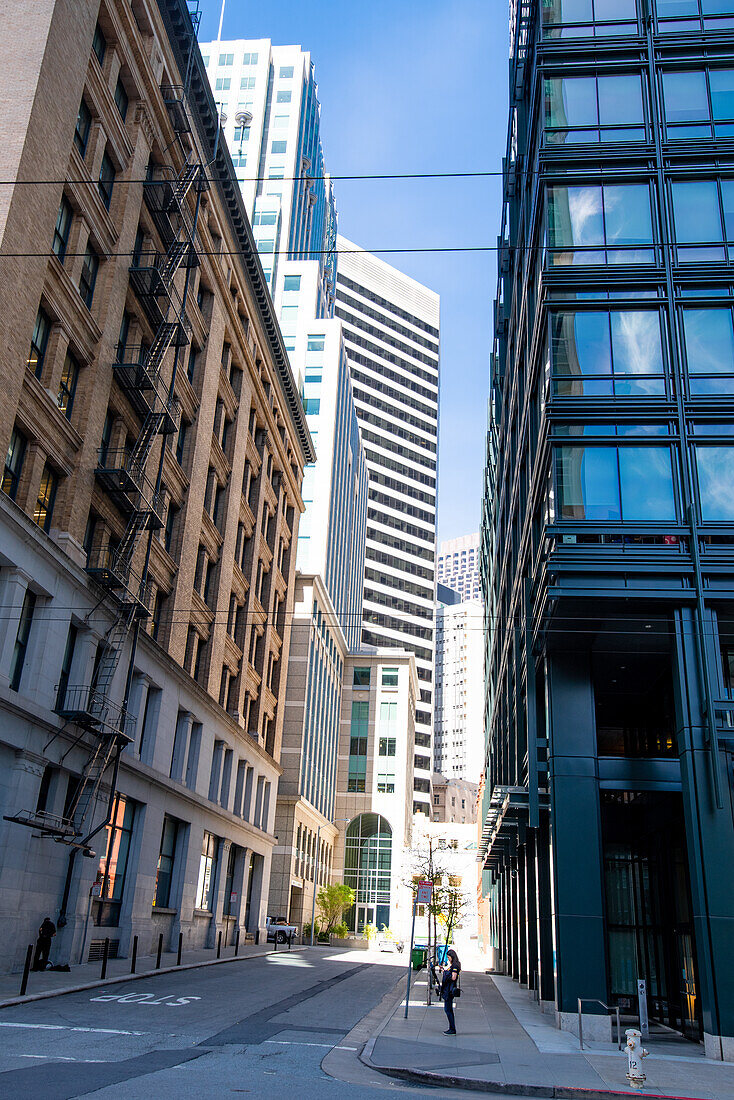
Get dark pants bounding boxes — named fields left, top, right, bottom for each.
left=33, top=937, right=51, bottom=970
left=443, top=995, right=456, bottom=1032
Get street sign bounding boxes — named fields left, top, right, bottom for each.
left=416, top=880, right=433, bottom=905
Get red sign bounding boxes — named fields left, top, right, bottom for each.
left=416, top=880, right=433, bottom=905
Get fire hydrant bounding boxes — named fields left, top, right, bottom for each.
left=625, top=1028, right=649, bottom=1090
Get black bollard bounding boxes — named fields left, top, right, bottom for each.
left=273, top=929, right=277, bottom=952
left=155, top=932, right=163, bottom=969
left=100, top=937, right=110, bottom=980
left=177, top=931, right=183, bottom=966
left=130, top=935, right=138, bottom=974
left=234, top=929, right=240, bottom=957
left=217, top=930, right=222, bottom=958
left=19, top=944, right=33, bottom=996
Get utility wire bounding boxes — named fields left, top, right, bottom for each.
left=0, top=246, right=498, bottom=258
left=0, top=170, right=502, bottom=186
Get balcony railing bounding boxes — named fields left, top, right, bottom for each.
left=86, top=546, right=152, bottom=614
left=112, top=345, right=182, bottom=432
left=57, top=684, right=134, bottom=741
left=95, top=448, right=166, bottom=528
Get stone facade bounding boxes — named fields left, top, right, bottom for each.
left=0, top=0, right=312, bottom=971
left=333, top=650, right=417, bottom=942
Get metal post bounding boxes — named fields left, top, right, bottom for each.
left=176, top=932, right=183, bottom=967
left=310, top=823, right=322, bottom=947
left=234, top=929, right=240, bottom=957
left=217, top=930, right=222, bottom=958
left=616, top=1007, right=622, bottom=1051
left=578, top=998, right=583, bottom=1050
left=404, top=895, right=418, bottom=1018
left=19, top=945, right=33, bottom=996
left=101, top=937, right=110, bottom=980
left=637, top=979, right=649, bottom=1040
left=155, top=932, right=163, bottom=969
left=130, top=935, right=138, bottom=974
left=273, top=927, right=277, bottom=952
left=79, top=885, right=96, bottom=966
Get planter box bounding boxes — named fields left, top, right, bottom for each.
left=340, top=935, right=368, bottom=950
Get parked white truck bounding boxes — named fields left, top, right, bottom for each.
left=265, top=916, right=298, bottom=944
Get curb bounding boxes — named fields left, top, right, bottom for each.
left=359, top=979, right=712, bottom=1100
left=0, top=944, right=306, bottom=1009
left=364, top=1063, right=711, bottom=1100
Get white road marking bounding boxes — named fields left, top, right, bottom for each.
left=19, top=1055, right=107, bottom=1063
left=90, top=992, right=201, bottom=1006
left=0, top=1021, right=145, bottom=1036
left=264, top=1039, right=336, bottom=1049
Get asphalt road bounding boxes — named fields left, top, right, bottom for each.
left=0, top=947, right=473, bottom=1099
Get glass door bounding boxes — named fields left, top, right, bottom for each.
left=356, top=904, right=375, bottom=932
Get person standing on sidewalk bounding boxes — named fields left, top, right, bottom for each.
left=33, top=917, right=56, bottom=970
left=440, top=948, right=461, bottom=1034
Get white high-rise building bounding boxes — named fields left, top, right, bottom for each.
left=437, top=533, right=482, bottom=603
left=434, top=593, right=485, bottom=782
left=202, top=40, right=365, bottom=638
left=335, top=236, right=440, bottom=816
left=199, top=39, right=336, bottom=314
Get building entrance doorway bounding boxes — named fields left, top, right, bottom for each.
left=601, top=791, right=701, bottom=1041
left=355, top=904, right=376, bottom=932
left=289, top=884, right=303, bottom=926
left=344, top=813, right=392, bottom=933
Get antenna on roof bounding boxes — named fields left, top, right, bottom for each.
left=216, top=0, right=226, bottom=42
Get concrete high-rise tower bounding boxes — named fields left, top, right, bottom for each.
left=437, top=533, right=482, bottom=603
left=336, top=236, right=440, bottom=816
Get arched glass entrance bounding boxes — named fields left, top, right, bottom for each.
left=344, top=814, right=392, bottom=933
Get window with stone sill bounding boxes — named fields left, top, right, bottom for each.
left=52, top=195, right=73, bottom=263
left=34, top=464, right=58, bottom=532
left=114, top=77, right=128, bottom=122
left=27, top=308, right=51, bottom=380
left=92, top=23, right=106, bottom=66
left=98, top=149, right=115, bottom=210
left=57, top=351, right=79, bottom=419
left=79, top=243, right=99, bottom=309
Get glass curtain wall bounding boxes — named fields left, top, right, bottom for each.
left=343, top=813, right=392, bottom=932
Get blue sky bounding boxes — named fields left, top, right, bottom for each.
left=198, top=0, right=508, bottom=543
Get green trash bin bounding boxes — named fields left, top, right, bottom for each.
left=411, top=946, right=427, bottom=971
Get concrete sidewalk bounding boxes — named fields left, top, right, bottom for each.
left=0, top=939, right=302, bottom=1008
left=361, top=967, right=734, bottom=1099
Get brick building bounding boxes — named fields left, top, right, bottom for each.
left=0, top=0, right=313, bottom=971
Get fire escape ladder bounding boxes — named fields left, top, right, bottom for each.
left=4, top=74, right=202, bottom=844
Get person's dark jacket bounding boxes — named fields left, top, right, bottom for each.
left=440, top=966, right=459, bottom=1001
left=38, top=919, right=56, bottom=940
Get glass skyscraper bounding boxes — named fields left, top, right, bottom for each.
left=480, top=0, right=734, bottom=1058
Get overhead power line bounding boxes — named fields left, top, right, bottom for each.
left=0, top=246, right=498, bottom=259
left=0, top=170, right=502, bottom=186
